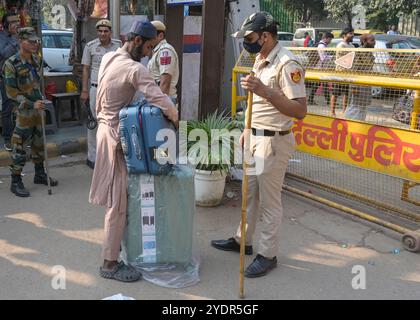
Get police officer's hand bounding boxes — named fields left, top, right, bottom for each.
left=34, top=100, right=45, bottom=110
left=241, top=75, right=266, bottom=97
left=81, top=90, right=89, bottom=104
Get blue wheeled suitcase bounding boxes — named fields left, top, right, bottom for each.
left=140, top=104, right=177, bottom=175
left=119, top=100, right=148, bottom=174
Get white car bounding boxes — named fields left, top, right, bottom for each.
left=277, top=32, right=294, bottom=47
left=42, top=29, right=73, bottom=69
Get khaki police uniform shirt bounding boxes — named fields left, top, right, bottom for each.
left=82, top=38, right=121, bottom=84
left=249, top=42, right=306, bottom=131
left=147, top=39, right=179, bottom=98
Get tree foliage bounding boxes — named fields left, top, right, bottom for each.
left=283, top=0, right=327, bottom=24
left=323, top=0, right=365, bottom=28
left=323, top=0, right=420, bottom=29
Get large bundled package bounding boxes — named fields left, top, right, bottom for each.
left=122, top=165, right=195, bottom=265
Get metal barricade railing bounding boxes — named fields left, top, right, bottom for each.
left=231, top=47, right=420, bottom=234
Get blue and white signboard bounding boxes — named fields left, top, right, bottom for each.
left=167, top=0, right=203, bottom=5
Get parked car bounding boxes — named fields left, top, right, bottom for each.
left=42, top=29, right=73, bottom=70
left=293, top=27, right=335, bottom=47
left=277, top=31, right=294, bottom=47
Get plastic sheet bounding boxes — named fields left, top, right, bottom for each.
left=127, top=256, right=201, bottom=289
left=121, top=165, right=198, bottom=288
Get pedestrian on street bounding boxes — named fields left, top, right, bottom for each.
left=89, top=21, right=178, bottom=282
left=307, top=32, right=334, bottom=105
left=81, top=19, right=121, bottom=170
left=3, top=27, right=58, bottom=198
left=148, top=20, right=179, bottom=105
left=0, top=13, right=20, bottom=151
left=211, top=12, right=307, bottom=278
left=303, top=31, right=314, bottom=47
left=387, top=25, right=400, bottom=35
left=344, top=34, right=376, bottom=121
left=330, top=27, right=355, bottom=116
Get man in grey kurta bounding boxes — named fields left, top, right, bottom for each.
left=89, top=21, right=178, bottom=282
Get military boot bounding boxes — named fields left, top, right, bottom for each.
left=34, top=163, right=58, bottom=186
left=11, top=174, right=30, bottom=197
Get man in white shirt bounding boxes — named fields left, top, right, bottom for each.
left=331, top=27, right=355, bottom=116
left=308, top=32, right=334, bottom=105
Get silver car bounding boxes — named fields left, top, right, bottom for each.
left=42, top=29, right=73, bottom=69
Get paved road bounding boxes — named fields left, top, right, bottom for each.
left=0, top=153, right=419, bottom=300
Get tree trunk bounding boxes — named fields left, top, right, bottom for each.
left=347, top=11, right=353, bottom=28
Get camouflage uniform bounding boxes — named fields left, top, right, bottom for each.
left=3, top=50, right=44, bottom=175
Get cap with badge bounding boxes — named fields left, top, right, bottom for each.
left=96, top=19, right=112, bottom=29
left=18, top=27, right=40, bottom=41
left=232, top=12, right=276, bottom=38
left=129, top=20, right=157, bottom=39
left=151, top=20, right=166, bottom=32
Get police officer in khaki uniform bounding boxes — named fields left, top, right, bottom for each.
left=148, top=20, right=179, bottom=104
left=81, top=19, right=121, bottom=169
left=211, top=12, right=307, bottom=278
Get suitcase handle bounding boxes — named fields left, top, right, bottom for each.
left=131, top=125, right=142, bottom=160
left=120, top=126, right=131, bottom=158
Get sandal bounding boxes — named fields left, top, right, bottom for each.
left=99, top=261, right=142, bottom=282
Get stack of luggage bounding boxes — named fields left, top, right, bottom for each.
left=120, top=99, right=195, bottom=265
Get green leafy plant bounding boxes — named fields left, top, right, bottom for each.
left=185, top=111, right=242, bottom=173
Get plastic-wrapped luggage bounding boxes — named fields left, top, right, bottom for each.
left=122, top=165, right=195, bottom=265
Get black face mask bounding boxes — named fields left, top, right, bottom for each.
left=243, top=37, right=263, bottom=54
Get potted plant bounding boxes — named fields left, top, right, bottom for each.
left=185, top=111, right=241, bottom=206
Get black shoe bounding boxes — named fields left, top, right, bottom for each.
left=11, top=175, right=30, bottom=197
left=34, top=173, right=58, bottom=186
left=86, top=159, right=95, bottom=169
left=4, top=142, right=12, bottom=152
left=211, top=237, right=253, bottom=255
left=245, top=254, right=277, bottom=278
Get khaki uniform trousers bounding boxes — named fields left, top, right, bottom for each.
left=234, top=132, right=295, bottom=258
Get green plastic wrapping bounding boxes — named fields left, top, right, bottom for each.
left=122, top=166, right=195, bottom=265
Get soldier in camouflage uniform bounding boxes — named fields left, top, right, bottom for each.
left=3, top=27, right=58, bottom=197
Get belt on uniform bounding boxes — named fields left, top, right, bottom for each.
left=251, top=128, right=291, bottom=136
left=91, top=83, right=98, bottom=87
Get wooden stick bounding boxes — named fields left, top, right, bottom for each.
left=239, top=72, right=254, bottom=299
left=40, top=109, right=52, bottom=195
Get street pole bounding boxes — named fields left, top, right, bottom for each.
left=110, top=0, right=121, bottom=40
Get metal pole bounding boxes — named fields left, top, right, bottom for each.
left=110, top=0, right=121, bottom=40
